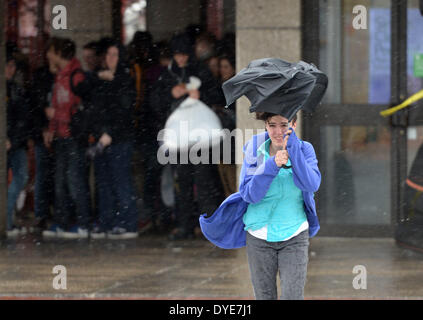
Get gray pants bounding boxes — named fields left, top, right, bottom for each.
left=246, top=230, right=309, bottom=300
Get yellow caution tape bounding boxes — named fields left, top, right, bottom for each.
left=380, top=89, right=423, bottom=117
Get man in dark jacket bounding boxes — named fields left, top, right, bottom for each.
left=6, top=55, right=30, bottom=237
left=28, top=58, right=56, bottom=232
left=151, top=33, right=225, bottom=240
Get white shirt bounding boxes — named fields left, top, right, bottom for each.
left=248, top=220, right=309, bottom=242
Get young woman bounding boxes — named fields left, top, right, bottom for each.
left=239, top=112, right=321, bottom=300
left=91, top=42, right=139, bottom=239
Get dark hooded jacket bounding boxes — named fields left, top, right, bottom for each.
left=91, top=44, right=137, bottom=144
left=7, top=79, right=30, bottom=152
left=151, top=55, right=222, bottom=130
left=28, top=65, right=55, bottom=144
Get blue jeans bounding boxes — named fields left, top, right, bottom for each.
left=34, top=143, right=55, bottom=221
left=7, top=148, right=29, bottom=230
left=54, top=138, right=91, bottom=229
left=246, top=230, right=309, bottom=300
left=95, top=142, right=139, bottom=232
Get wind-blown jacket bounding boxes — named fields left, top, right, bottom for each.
left=199, top=130, right=321, bottom=249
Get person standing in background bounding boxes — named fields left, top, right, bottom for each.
left=5, top=55, right=30, bottom=238
left=152, top=33, right=225, bottom=240
left=28, top=47, right=57, bottom=233
left=90, top=41, right=139, bottom=239
left=42, top=37, right=92, bottom=239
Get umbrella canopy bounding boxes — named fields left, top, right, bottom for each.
left=222, top=58, right=328, bottom=121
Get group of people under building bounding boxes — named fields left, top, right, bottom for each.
left=5, top=26, right=236, bottom=240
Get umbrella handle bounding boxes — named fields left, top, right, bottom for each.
left=281, top=131, right=292, bottom=169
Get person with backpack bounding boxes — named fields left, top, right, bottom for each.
left=42, top=37, right=92, bottom=239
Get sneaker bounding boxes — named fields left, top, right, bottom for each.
left=20, top=226, right=28, bottom=236
left=107, top=227, right=139, bottom=240
left=90, top=226, right=106, bottom=239
left=62, top=226, right=89, bottom=239
left=138, top=219, right=153, bottom=235
left=6, top=227, right=21, bottom=238
left=31, top=218, right=48, bottom=234
left=42, top=224, right=64, bottom=238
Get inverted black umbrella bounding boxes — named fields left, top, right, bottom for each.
left=222, top=58, right=328, bottom=121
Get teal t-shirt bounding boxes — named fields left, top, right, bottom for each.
left=243, top=138, right=307, bottom=242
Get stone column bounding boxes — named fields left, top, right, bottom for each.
left=235, top=0, right=302, bottom=182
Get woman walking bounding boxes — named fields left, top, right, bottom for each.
left=199, top=57, right=325, bottom=299
left=239, top=112, right=321, bottom=300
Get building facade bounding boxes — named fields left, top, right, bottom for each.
left=1, top=0, right=423, bottom=243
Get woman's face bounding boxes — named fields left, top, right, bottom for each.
left=208, top=56, right=220, bottom=79
left=106, top=46, right=119, bottom=71
left=5, top=60, right=16, bottom=80
left=265, top=115, right=297, bottom=149
left=174, top=53, right=189, bottom=68
left=46, top=47, right=60, bottom=69
left=220, top=58, right=235, bottom=82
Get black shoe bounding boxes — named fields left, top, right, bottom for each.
left=32, top=218, right=48, bottom=234
left=168, top=228, right=194, bottom=241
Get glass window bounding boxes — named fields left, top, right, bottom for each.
left=319, top=0, right=391, bottom=104
left=405, top=0, right=423, bottom=223
left=408, top=0, right=423, bottom=96
left=317, top=1, right=393, bottom=227
left=319, top=125, right=391, bottom=225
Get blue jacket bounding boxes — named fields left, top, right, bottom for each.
left=199, top=129, right=321, bottom=249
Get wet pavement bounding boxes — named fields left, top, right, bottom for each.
left=0, top=233, right=423, bottom=299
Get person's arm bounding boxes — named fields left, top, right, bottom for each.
left=115, top=75, right=137, bottom=132
left=8, top=85, right=30, bottom=151
left=238, top=136, right=281, bottom=203
left=287, top=130, right=321, bottom=192
left=239, top=156, right=281, bottom=204
left=197, top=65, right=222, bottom=106
left=150, top=74, right=174, bottom=128
left=70, top=69, right=96, bottom=100
left=47, top=85, right=57, bottom=137
left=93, top=86, right=112, bottom=141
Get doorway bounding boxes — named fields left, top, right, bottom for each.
left=302, top=0, right=423, bottom=238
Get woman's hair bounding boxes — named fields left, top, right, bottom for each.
left=218, top=53, right=235, bottom=70
left=255, top=112, right=297, bottom=123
